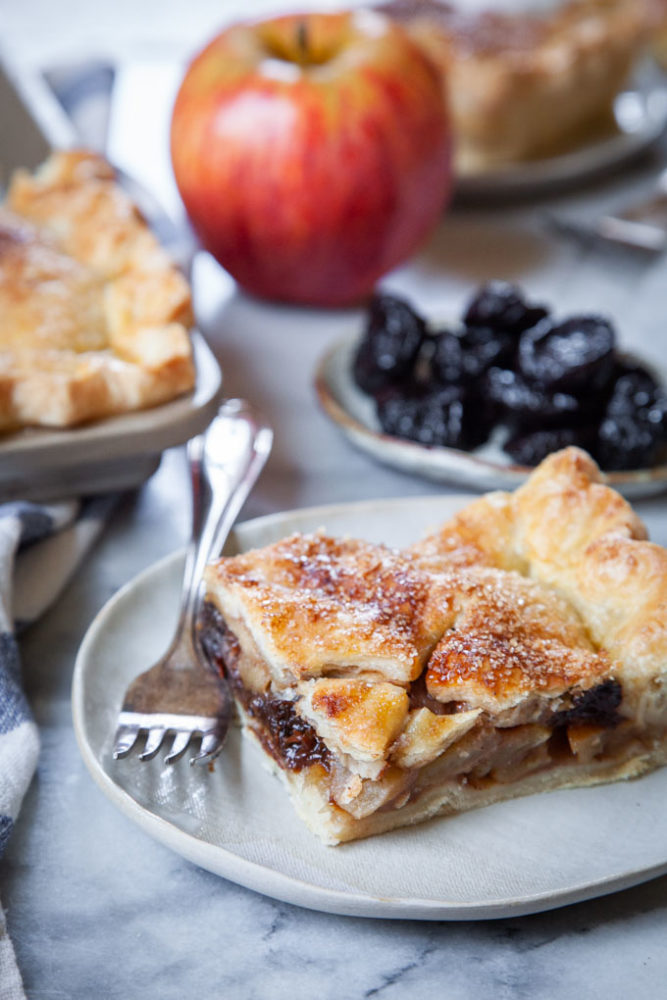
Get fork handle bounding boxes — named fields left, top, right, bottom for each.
left=175, top=398, right=273, bottom=653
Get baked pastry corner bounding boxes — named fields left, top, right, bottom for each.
left=0, top=149, right=196, bottom=432
left=201, top=447, right=667, bottom=844
left=380, top=0, right=651, bottom=170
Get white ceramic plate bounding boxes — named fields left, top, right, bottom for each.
left=455, top=74, right=667, bottom=201
left=314, top=334, right=667, bottom=498
left=0, top=331, right=223, bottom=501
left=73, top=496, right=667, bottom=920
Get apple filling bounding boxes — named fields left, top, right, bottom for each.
left=198, top=599, right=662, bottom=838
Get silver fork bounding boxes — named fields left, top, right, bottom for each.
left=112, top=398, right=273, bottom=765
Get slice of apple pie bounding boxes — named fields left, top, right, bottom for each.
left=380, top=0, right=650, bottom=171
left=201, top=448, right=667, bottom=844
left=0, top=150, right=195, bottom=432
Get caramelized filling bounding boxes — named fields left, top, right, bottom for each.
left=408, top=671, right=461, bottom=716
left=552, top=679, right=622, bottom=728
left=198, top=601, right=331, bottom=772
left=198, top=601, right=628, bottom=793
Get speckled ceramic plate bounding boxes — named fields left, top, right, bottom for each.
left=314, top=334, right=667, bottom=499
left=73, top=496, right=667, bottom=921
left=455, top=74, right=667, bottom=201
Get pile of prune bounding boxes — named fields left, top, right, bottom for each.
left=352, top=282, right=667, bottom=470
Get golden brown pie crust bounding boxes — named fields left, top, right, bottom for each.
left=0, top=150, right=195, bottom=432
left=380, top=0, right=651, bottom=170
left=203, top=448, right=667, bottom=844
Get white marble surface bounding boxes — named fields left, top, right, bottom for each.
left=2, top=0, right=667, bottom=995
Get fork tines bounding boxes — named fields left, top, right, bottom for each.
left=113, top=711, right=225, bottom=765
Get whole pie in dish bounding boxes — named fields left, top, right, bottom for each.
left=379, top=0, right=651, bottom=171
left=0, top=150, right=195, bottom=432
left=201, top=447, right=667, bottom=844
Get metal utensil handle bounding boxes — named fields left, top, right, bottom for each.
left=176, top=399, right=273, bottom=647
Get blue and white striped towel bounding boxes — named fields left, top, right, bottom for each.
left=0, top=497, right=112, bottom=999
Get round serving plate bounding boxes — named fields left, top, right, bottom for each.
left=73, top=496, right=667, bottom=921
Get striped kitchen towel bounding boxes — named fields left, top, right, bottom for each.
left=0, top=497, right=113, bottom=999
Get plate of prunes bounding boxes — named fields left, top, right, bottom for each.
left=314, top=282, right=667, bottom=497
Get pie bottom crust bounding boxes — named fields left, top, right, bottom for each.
left=205, top=623, right=667, bottom=845
left=240, top=706, right=666, bottom=846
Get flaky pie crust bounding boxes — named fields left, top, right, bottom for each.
left=0, top=150, right=195, bottom=432
left=380, top=0, right=651, bottom=170
left=202, top=448, right=667, bottom=844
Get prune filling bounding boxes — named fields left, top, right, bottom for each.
left=198, top=599, right=241, bottom=676
left=552, top=679, right=622, bottom=729
left=198, top=601, right=331, bottom=772
left=245, top=695, right=331, bottom=772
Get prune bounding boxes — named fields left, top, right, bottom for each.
left=459, top=326, right=516, bottom=379
left=592, top=362, right=667, bottom=470
left=553, top=679, right=622, bottom=728
left=610, top=356, right=661, bottom=395
left=484, top=367, right=600, bottom=428
left=504, top=426, right=597, bottom=467
left=377, top=385, right=489, bottom=450
left=518, top=315, right=616, bottom=394
left=463, top=281, right=548, bottom=335
left=430, top=328, right=466, bottom=385
left=352, top=282, right=666, bottom=471
left=353, top=294, right=426, bottom=394
left=606, top=371, right=666, bottom=426
left=595, top=415, right=665, bottom=471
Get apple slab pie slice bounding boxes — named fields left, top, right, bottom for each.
left=200, top=447, right=667, bottom=844
left=0, top=150, right=195, bottom=432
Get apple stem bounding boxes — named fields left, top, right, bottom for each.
left=297, top=20, right=308, bottom=61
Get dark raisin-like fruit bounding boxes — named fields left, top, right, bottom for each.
left=484, top=367, right=601, bottom=428
left=594, top=368, right=667, bottom=470
left=353, top=294, right=426, bottom=394
left=430, top=328, right=466, bottom=385
left=518, top=315, right=616, bottom=394
left=377, top=385, right=489, bottom=450
left=553, top=679, right=622, bottom=728
left=459, top=326, right=516, bottom=379
left=504, top=426, right=598, bottom=466
left=610, top=356, right=661, bottom=395
left=463, top=281, right=548, bottom=335
left=596, top=414, right=665, bottom=470
left=606, top=371, right=665, bottom=424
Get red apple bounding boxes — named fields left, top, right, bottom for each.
left=170, top=9, right=451, bottom=307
